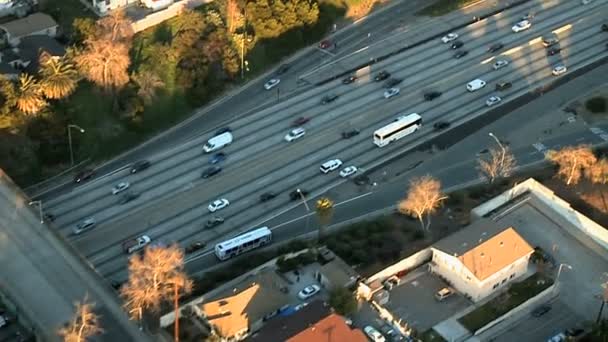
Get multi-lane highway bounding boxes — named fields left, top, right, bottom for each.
left=43, top=0, right=608, bottom=282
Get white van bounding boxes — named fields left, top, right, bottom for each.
left=203, top=132, right=233, bottom=153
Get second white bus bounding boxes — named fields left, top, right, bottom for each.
left=373, top=113, right=422, bottom=147
left=214, top=227, right=272, bottom=261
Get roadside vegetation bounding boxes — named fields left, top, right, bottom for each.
left=417, top=0, right=480, bottom=17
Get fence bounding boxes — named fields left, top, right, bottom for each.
left=366, top=248, right=432, bottom=284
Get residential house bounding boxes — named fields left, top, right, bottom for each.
left=429, top=225, right=534, bottom=302
left=0, top=0, right=36, bottom=19
left=0, top=35, right=65, bottom=79
left=200, top=268, right=291, bottom=341
left=0, top=13, right=58, bottom=47
left=287, top=313, right=367, bottom=342
left=314, top=247, right=359, bottom=290
left=90, top=0, right=174, bottom=15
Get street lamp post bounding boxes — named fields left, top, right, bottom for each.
left=297, top=188, right=311, bottom=233
left=556, top=263, right=572, bottom=282
left=68, top=124, right=85, bottom=167
left=488, top=132, right=506, bottom=173
left=28, top=200, right=43, bottom=224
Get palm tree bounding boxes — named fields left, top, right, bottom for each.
left=15, top=73, right=47, bottom=114
left=131, top=70, right=164, bottom=104
left=315, top=197, right=334, bottom=241
left=39, top=52, right=79, bottom=100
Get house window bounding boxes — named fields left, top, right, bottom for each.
left=466, top=276, right=471, bottom=281
left=501, top=278, right=507, bottom=284
left=510, top=273, right=515, bottom=279
left=492, top=283, right=499, bottom=289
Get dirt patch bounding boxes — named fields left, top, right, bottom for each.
left=345, top=0, right=389, bottom=19
left=566, top=84, right=608, bottom=124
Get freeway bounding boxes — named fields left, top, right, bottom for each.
left=44, top=0, right=608, bottom=282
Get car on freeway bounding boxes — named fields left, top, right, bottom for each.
left=339, top=166, right=358, bottom=178
left=321, top=94, right=339, bottom=104
left=260, top=192, right=277, bottom=202
left=342, top=129, right=360, bottom=139
left=354, top=174, right=370, bottom=185
left=374, top=70, right=390, bottom=82
left=512, top=20, right=531, bottom=32
left=364, top=326, right=386, bottom=342
left=119, top=192, right=140, bottom=205
left=441, top=33, right=458, bottom=43
left=487, top=43, right=503, bottom=53
left=542, top=36, right=560, bottom=47
left=552, top=65, right=567, bottom=76
left=492, top=59, right=509, bottom=70
left=565, top=328, right=585, bottom=339
left=342, top=75, right=357, bottom=84
left=384, top=78, right=402, bottom=88
left=185, top=241, right=206, bottom=254
left=450, top=40, right=463, bottom=49
left=531, top=304, right=551, bottom=317
left=466, top=79, right=486, bottom=92
left=383, top=87, right=400, bottom=99
left=264, top=78, right=280, bottom=90
left=424, top=91, right=442, bottom=101
left=276, top=63, right=290, bottom=75
left=320, top=159, right=343, bottom=173
left=547, top=47, right=561, bottom=56
left=453, top=50, right=468, bottom=59
left=547, top=332, right=566, bottom=342
left=74, top=169, right=94, bottom=183
left=582, top=0, right=594, bottom=4
left=208, top=198, right=230, bottom=212
left=130, top=160, right=151, bottom=173
left=112, top=181, right=130, bottom=195
left=319, top=40, right=333, bottom=49
left=44, top=213, right=56, bottom=222
left=215, top=127, right=232, bottom=135
left=285, top=127, right=306, bottom=142
left=297, top=284, right=321, bottom=300
left=292, top=116, right=310, bottom=127
left=74, top=218, right=96, bottom=235
left=433, top=121, right=450, bottom=130
left=202, top=166, right=222, bottom=178
left=495, top=81, right=512, bottom=91
left=486, top=96, right=502, bottom=107
left=521, top=12, right=534, bottom=21
left=122, top=235, right=151, bottom=254
left=289, top=189, right=309, bottom=201
left=209, top=152, right=227, bottom=164
left=602, top=24, right=608, bottom=32
left=205, top=216, right=225, bottom=228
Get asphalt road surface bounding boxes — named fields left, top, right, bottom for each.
left=42, top=0, right=608, bottom=282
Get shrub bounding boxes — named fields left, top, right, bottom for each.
left=586, top=96, right=607, bottom=113
left=329, top=287, right=357, bottom=316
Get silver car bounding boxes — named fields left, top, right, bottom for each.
left=74, top=218, right=96, bottom=235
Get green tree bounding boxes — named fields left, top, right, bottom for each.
left=222, top=45, right=240, bottom=77
left=0, top=75, right=17, bottom=115
left=329, top=287, right=357, bottom=316
left=71, top=17, right=97, bottom=44
left=38, top=52, right=79, bottom=100
left=131, top=70, right=164, bottom=104
left=590, top=318, right=608, bottom=341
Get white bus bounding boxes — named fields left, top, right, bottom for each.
left=214, top=227, right=272, bottom=261
left=373, top=113, right=422, bottom=147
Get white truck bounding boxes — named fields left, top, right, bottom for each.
left=203, top=132, right=233, bottom=153
left=122, top=235, right=151, bottom=254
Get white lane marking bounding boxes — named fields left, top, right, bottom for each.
left=334, top=191, right=373, bottom=207
left=590, top=127, right=608, bottom=142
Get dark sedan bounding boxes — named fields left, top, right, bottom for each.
left=321, top=94, right=339, bottom=104
left=202, top=166, right=222, bottom=178
left=119, top=192, right=140, bottom=205
left=185, top=242, right=206, bottom=254
left=451, top=40, right=463, bottom=49
left=453, top=50, right=468, bottom=59
left=289, top=189, right=309, bottom=201
left=487, top=43, right=503, bottom=53
left=424, top=91, right=442, bottom=101
left=260, top=192, right=277, bottom=202
left=130, top=160, right=151, bottom=173
left=292, top=117, right=310, bottom=127
left=384, top=78, right=403, bottom=88
left=342, top=75, right=357, bottom=84
left=342, top=129, right=360, bottom=139
left=74, top=169, right=94, bottom=183
left=209, top=152, right=226, bottom=164
left=205, top=216, right=225, bottom=228
left=374, top=71, right=390, bottom=82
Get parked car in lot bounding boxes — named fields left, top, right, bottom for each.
left=435, top=287, right=454, bottom=301
left=342, top=129, right=360, bottom=139
left=209, top=152, right=226, bottom=164
left=384, top=78, right=402, bottom=88
left=339, top=166, right=358, bottom=178
left=292, top=116, right=310, bottom=127
left=185, top=241, right=205, bottom=254
left=321, top=94, right=339, bottom=104
left=112, top=181, right=130, bottom=195
left=205, top=216, right=224, bottom=228
left=264, top=78, right=280, bottom=90
left=495, top=81, right=512, bottom=91
left=289, top=189, right=309, bottom=201
left=531, top=304, right=551, bottom=317
left=74, top=169, right=94, bottom=183
left=374, top=70, right=390, bottom=82
left=130, top=160, right=151, bottom=173
left=487, top=43, right=503, bottom=53
left=119, top=192, right=140, bottom=205
left=74, top=218, right=96, bottom=235
left=441, top=33, right=458, bottom=43
left=342, top=75, right=357, bottom=84
left=364, top=326, right=386, bottom=342
left=383, top=87, right=400, bottom=99
left=202, top=166, right=222, bottom=178
left=453, top=50, right=468, bottom=59
left=208, top=198, right=229, bottom=212
left=424, top=91, right=442, bottom=101
left=260, top=192, right=277, bottom=202
left=285, top=127, right=306, bottom=142
left=298, top=284, right=321, bottom=300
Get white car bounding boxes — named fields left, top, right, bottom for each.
left=285, top=127, right=306, bottom=142
left=112, top=181, right=130, bottom=195
left=364, top=326, right=386, bottom=342
left=383, top=87, right=400, bottom=99
left=466, top=79, right=486, bottom=92
left=582, top=0, right=594, bottom=4
left=339, top=166, right=358, bottom=178
left=552, top=65, right=567, bottom=76
left=264, top=78, right=280, bottom=90
left=208, top=198, right=230, bottom=212
left=74, top=218, right=96, bottom=235
left=486, top=95, right=502, bottom=107
left=320, top=159, right=343, bottom=173
left=512, top=20, right=531, bottom=32
left=441, top=33, right=458, bottom=43
left=493, top=59, right=509, bottom=70
left=297, top=284, right=321, bottom=300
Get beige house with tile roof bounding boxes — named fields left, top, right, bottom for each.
left=0, top=13, right=58, bottom=46
left=429, top=225, right=534, bottom=302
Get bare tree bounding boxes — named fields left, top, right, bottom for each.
left=226, top=0, right=240, bottom=33
left=75, top=39, right=131, bottom=91
left=315, top=197, right=334, bottom=240
left=477, top=145, right=517, bottom=183
left=96, top=9, right=134, bottom=43
left=547, top=145, right=597, bottom=186
left=398, top=175, right=447, bottom=231
left=15, top=73, right=47, bottom=114
left=57, top=296, right=103, bottom=342
left=586, top=158, right=608, bottom=211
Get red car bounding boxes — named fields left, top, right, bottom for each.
left=319, top=40, right=332, bottom=49
left=292, top=117, right=310, bottom=127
